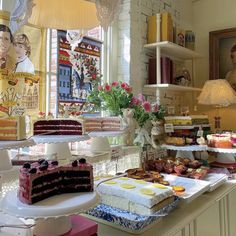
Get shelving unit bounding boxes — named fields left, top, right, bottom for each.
left=144, top=14, right=202, bottom=96
left=144, top=41, right=201, bottom=60
left=144, top=40, right=201, bottom=91
left=144, top=83, right=201, bottom=92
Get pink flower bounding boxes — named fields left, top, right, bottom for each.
left=125, top=86, right=132, bottom=93
left=131, top=96, right=139, bottom=105
left=111, top=81, right=119, bottom=87
left=142, top=101, right=151, bottom=112
left=121, top=82, right=128, bottom=89
left=98, top=85, right=103, bottom=91
left=105, top=84, right=111, bottom=91
left=152, top=104, right=159, bottom=112
left=137, top=94, right=145, bottom=103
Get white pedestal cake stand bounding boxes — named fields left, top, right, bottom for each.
left=89, top=131, right=125, bottom=152
left=0, top=139, right=36, bottom=176
left=32, top=135, right=89, bottom=161
left=207, top=147, right=236, bottom=163
left=1, top=189, right=100, bottom=236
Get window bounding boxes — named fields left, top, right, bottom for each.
left=46, top=26, right=111, bottom=115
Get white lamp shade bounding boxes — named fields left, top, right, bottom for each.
left=197, top=79, right=236, bottom=107
left=28, top=0, right=100, bottom=30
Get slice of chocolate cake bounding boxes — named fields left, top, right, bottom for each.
left=18, top=159, right=93, bottom=204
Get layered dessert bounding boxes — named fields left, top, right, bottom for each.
left=18, top=158, right=93, bottom=204
left=96, top=177, right=174, bottom=215
left=84, top=117, right=102, bottom=132
left=84, top=116, right=122, bottom=133
left=33, top=119, right=83, bottom=135
left=207, top=133, right=232, bottom=148
left=0, top=116, right=26, bottom=140
left=164, top=115, right=209, bottom=125
left=101, top=117, right=122, bottom=131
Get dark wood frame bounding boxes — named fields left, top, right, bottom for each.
left=209, top=27, right=236, bottom=80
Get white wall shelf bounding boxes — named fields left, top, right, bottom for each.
left=144, top=84, right=202, bottom=92
left=144, top=41, right=201, bottom=60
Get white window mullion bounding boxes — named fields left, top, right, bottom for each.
left=46, top=29, right=52, bottom=114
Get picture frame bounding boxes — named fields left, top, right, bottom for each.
left=209, top=28, right=236, bottom=87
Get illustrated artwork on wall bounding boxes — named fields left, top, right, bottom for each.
left=57, top=30, right=102, bottom=114
left=0, top=11, right=46, bottom=117
left=209, top=27, right=236, bottom=90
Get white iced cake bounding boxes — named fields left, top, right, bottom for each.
left=96, top=177, right=174, bottom=215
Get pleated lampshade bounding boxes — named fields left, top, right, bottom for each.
left=28, top=0, right=100, bottom=30
left=197, top=79, right=236, bottom=107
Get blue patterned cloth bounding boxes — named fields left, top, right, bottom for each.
left=87, top=197, right=180, bottom=231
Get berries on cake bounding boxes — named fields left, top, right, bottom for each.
left=18, top=158, right=93, bottom=204
left=33, top=119, right=83, bottom=135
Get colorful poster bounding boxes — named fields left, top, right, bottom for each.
left=57, top=30, right=102, bottom=113
left=0, top=11, right=46, bottom=117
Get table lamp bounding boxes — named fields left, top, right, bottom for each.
left=198, top=79, right=236, bottom=163
left=197, top=79, right=236, bottom=131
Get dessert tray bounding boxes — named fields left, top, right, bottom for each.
left=1, top=190, right=100, bottom=236
left=0, top=212, right=31, bottom=236
left=86, top=197, right=180, bottom=234
left=161, top=174, right=210, bottom=203
left=204, top=173, right=228, bottom=192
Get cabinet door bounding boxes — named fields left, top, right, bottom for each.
left=227, top=188, right=236, bottom=236
left=195, top=202, right=221, bottom=236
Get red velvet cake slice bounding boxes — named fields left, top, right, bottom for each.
left=33, top=119, right=83, bottom=135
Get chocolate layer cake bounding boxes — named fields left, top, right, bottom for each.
left=33, top=119, right=83, bottom=135
left=18, top=159, right=93, bottom=204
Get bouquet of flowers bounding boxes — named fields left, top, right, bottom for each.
left=88, top=81, right=133, bottom=116
left=130, top=94, right=165, bottom=127
left=130, top=94, right=166, bottom=146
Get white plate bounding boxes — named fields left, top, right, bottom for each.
left=1, top=190, right=100, bottom=219
left=89, top=131, right=125, bottom=137
left=204, top=173, right=228, bottom=192
left=0, top=139, right=35, bottom=150
left=32, top=135, right=89, bottom=144
left=0, top=212, right=31, bottom=236
left=162, top=174, right=210, bottom=203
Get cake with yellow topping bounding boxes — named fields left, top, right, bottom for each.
left=96, top=177, right=174, bottom=215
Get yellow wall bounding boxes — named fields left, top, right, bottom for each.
left=193, top=0, right=236, bottom=131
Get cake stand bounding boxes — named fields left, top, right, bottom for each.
left=89, top=131, right=125, bottom=152
left=161, top=144, right=208, bottom=160
left=1, top=189, right=100, bottom=236
left=32, top=135, right=89, bottom=161
left=0, top=139, right=36, bottom=171
left=0, top=212, right=31, bottom=236
left=207, top=147, right=236, bottom=163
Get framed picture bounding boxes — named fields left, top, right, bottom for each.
left=209, top=27, right=236, bottom=90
